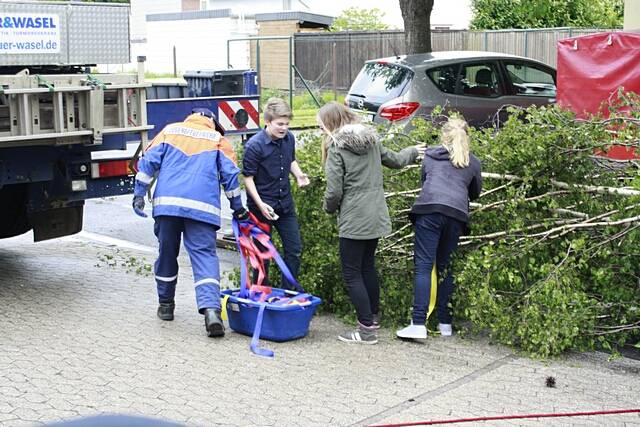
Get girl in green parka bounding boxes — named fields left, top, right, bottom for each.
left=318, top=102, right=425, bottom=344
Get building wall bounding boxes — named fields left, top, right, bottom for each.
left=130, top=0, right=182, bottom=41
left=144, top=16, right=256, bottom=75
left=100, top=0, right=258, bottom=74
left=106, top=0, right=184, bottom=72
left=624, top=0, right=640, bottom=30
left=181, top=0, right=201, bottom=12
left=251, top=20, right=299, bottom=91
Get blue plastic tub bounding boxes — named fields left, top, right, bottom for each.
left=222, top=288, right=322, bottom=342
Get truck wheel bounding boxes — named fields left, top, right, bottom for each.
left=0, top=185, right=31, bottom=238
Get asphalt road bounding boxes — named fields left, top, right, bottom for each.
left=82, top=194, right=240, bottom=264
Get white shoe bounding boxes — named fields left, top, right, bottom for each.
left=438, top=323, right=453, bottom=337
left=396, top=322, right=427, bottom=339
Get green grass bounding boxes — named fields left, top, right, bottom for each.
left=145, top=71, right=183, bottom=79
left=262, top=88, right=346, bottom=128
left=291, top=109, right=319, bottom=128
left=262, top=88, right=345, bottom=109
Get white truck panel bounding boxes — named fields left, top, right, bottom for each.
left=0, top=1, right=130, bottom=66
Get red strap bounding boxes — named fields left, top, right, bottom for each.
left=236, top=213, right=276, bottom=291
left=249, top=211, right=270, bottom=233
left=249, top=285, right=272, bottom=302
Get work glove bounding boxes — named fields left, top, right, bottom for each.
left=132, top=195, right=147, bottom=218
left=233, top=207, right=250, bottom=221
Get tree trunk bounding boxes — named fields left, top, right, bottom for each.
left=399, top=0, right=434, bottom=54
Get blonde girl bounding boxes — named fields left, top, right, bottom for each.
left=396, top=117, right=482, bottom=340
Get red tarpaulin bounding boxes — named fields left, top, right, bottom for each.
left=557, top=32, right=640, bottom=117
left=557, top=32, right=640, bottom=159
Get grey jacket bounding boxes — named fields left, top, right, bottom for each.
left=323, top=124, right=419, bottom=239
left=410, top=146, right=482, bottom=224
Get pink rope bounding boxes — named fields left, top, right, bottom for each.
left=368, top=408, right=640, bottom=426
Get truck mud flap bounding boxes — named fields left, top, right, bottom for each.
left=29, top=205, right=84, bottom=242
left=0, top=185, right=31, bottom=238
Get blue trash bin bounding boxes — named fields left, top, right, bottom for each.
left=243, top=70, right=258, bottom=95
left=184, top=69, right=249, bottom=97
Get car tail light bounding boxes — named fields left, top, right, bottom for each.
left=91, top=160, right=132, bottom=178
left=378, top=102, right=420, bottom=121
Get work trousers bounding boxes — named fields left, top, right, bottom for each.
left=154, top=215, right=221, bottom=313
left=412, top=213, right=464, bottom=325
left=339, top=237, right=380, bottom=327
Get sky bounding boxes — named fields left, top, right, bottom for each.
left=307, top=0, right=472, bottom=30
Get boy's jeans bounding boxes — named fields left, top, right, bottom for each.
left=272, top=211, right=302, bottom=287
left=412, top=213, right=464, bottom=325
left=249, top=208, right=302, bottom=289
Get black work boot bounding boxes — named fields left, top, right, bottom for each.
left=204, top=308, right=225, bottom=338
left=157, top=302, right=175, bottom=321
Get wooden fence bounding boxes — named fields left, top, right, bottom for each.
left=293, top=28, right=615, bottom=92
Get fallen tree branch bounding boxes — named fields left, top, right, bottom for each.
left=474, top=190, right=576, bottom=213
left=478, top=181, right=514, bottom=198
left=592, top=319, right=640, bottom=335
left=457, top=218, right=581, bottom=245
left=385, top=188, right=421, bottom=197
left=550, top=179, right=640, bottom=196
left=528, top=215, right=640, bottom=240
left=481, top=172, right=640, bottom=196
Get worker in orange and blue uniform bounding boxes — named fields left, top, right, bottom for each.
left=132, top=108, right=249, bottom=338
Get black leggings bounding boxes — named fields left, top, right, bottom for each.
left=339, top=237, right=379, bottom=326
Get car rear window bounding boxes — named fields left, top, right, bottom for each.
left=349, top=62, right=413, bottom=103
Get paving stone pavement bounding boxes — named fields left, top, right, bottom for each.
left=1, top=234, right=639, bottom=427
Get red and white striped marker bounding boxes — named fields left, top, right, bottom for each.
left=217, top=99, right=260, bottom=132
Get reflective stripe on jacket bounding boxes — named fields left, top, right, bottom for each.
left=134, top=114, right=243, bottom=227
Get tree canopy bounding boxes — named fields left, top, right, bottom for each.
left=329, top=7, right=389, bottom=31
left=470, top=0, right=624, bottom=29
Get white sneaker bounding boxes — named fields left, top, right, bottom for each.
left=438, top=323, right=453, bottom=337
left=396, top=323, right=427, bottom=339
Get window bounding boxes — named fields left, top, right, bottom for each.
left=460, top=63, right=502, bottom=98
left=504, top=62, right=556, bottom=97
left=349, top=62, right=413, bottom=104
left=427, top=65, right=459, bottom=94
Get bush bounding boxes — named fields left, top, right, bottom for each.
left=290, top=99, right=640, bottom=357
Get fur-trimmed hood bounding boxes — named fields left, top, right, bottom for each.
left=331, top=124, right=377, bottom=155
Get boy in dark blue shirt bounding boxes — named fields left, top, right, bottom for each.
left=242, top=98, right=309, bottom=288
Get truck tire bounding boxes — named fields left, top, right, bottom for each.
left=0, top=185, right=31, bottom=238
